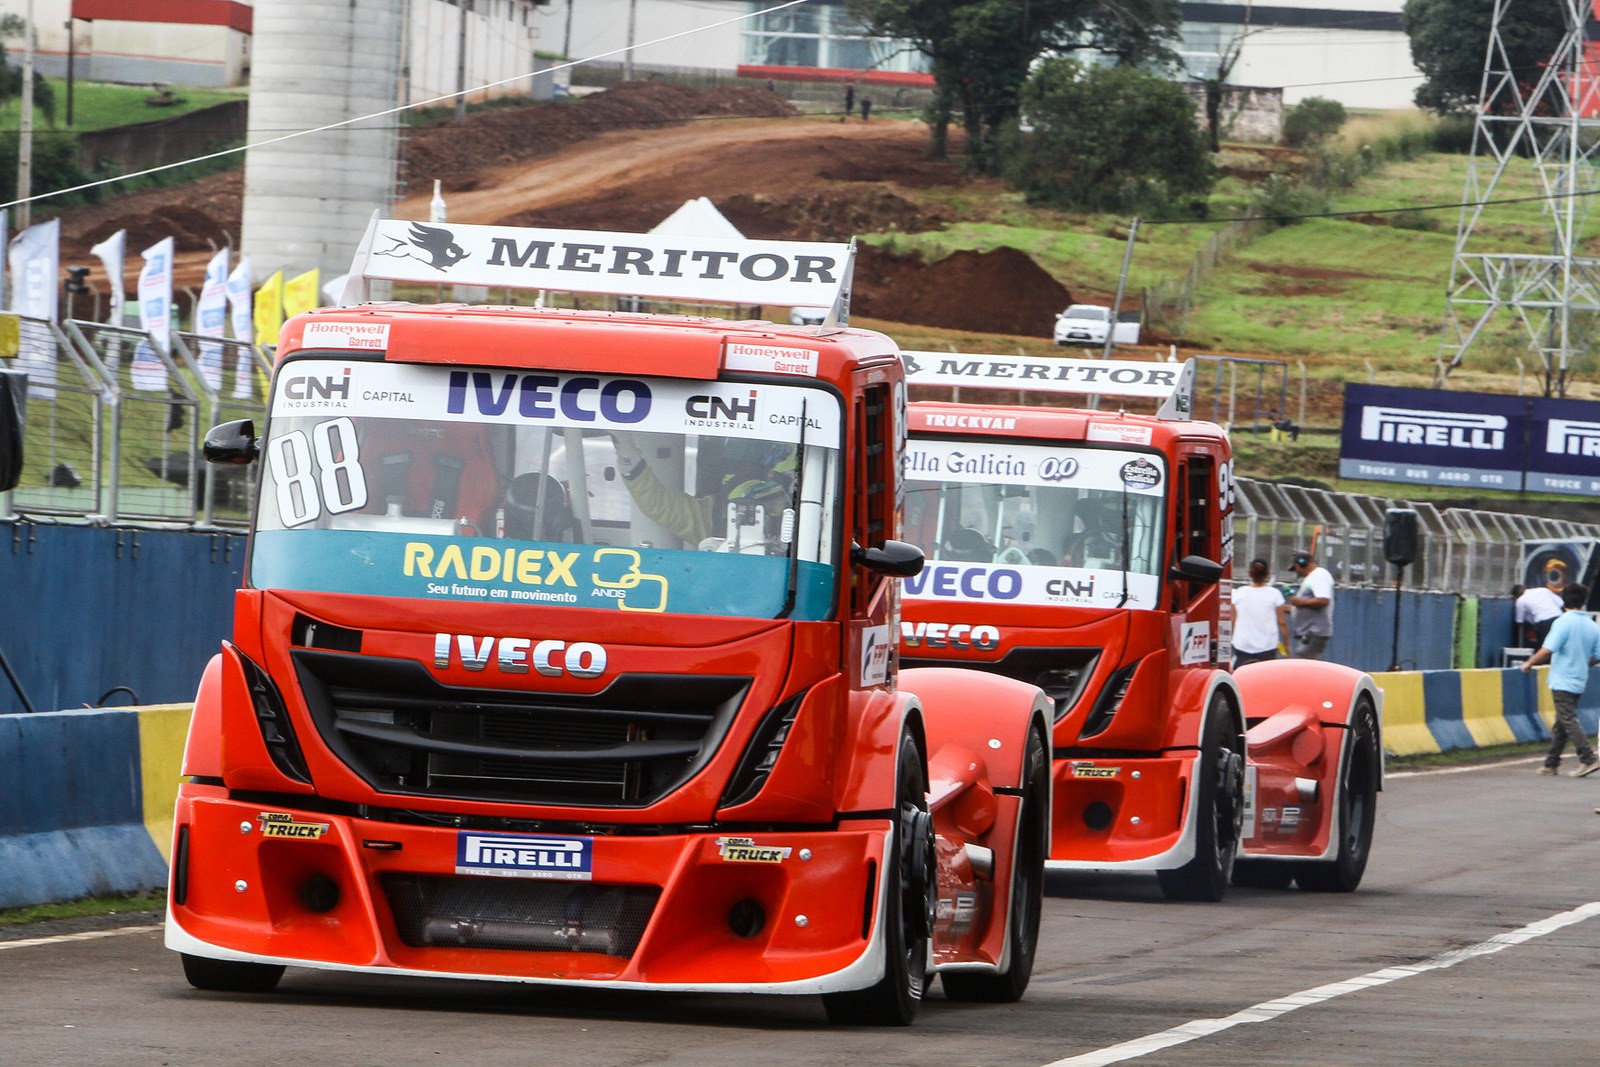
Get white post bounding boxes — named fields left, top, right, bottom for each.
left=17, top=0, right=35, bottom=230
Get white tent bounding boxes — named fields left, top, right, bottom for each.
left=650, top=197, right=744, bottom=239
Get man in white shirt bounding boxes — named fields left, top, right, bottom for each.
left=1287, top=550, right=1335, bottom=660
left=1515, top=578, right=1564, bottom=649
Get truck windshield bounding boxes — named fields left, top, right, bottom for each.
left=248, top=357, right=843, bottom=620
left=903, top=436, right=1165, bottom=610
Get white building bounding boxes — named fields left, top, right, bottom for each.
left=1, top=1, right=1425, bottom=110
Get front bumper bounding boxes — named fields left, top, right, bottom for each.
left=1044, top=753, right=1199, bottom=872
left=166, top=786, right=891, bottom=993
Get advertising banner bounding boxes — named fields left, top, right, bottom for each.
left=195, top=248, right=229, bottom=390
left=1340, top=383, right=1600, bottom=497
left=133, top=236, right=174, bottom=391
left=7, top=219, right=59, bottom=398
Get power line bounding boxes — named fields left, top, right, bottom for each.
left=0, top=0, right=818, bottom=214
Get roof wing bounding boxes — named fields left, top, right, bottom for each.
left=900, top=351, right=1196, bottom=421
left=339, top=216, right=856, bottom=325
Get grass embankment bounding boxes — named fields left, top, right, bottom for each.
left=0, top=78, right=244, bottom=133
left=0, top=890, right=165, bottom=926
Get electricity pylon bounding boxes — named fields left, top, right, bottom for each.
left=1436, top=0, right=1600, bottom=396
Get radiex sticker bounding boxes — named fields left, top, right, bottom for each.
left=257, top=812, right=331, bottom=839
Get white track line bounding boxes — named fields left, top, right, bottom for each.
left=1386, top=756, right=1544, bottom=779
left=0, top=924, right=160, bottom=952
left=1043, top=900, right=1600, bottom=1066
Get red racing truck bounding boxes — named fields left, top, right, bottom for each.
left=163, top=221, right=1052, bottom=1025
left=896, top=351, right=1382, bottom=901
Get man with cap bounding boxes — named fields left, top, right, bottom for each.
left=1287, top=549, right=1335, bottom=660
left=1516, top=559, right=1567, bottom=649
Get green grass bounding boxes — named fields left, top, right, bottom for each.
left=0, top=890, right=164, bottom=926
left=0, top=78, right=244, bottom=133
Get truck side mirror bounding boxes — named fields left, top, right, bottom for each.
left=203, top=419, right=260, bottom=465
left=1170, top=554, right=1223, bottom=585
left=853, top=538, right=925, bottom=578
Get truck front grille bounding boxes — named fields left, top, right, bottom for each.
left=382, top=873, right=659, bottom=958
left=293, top=649, right=749, bottom=806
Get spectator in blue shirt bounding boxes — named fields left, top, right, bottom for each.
left=1520, top=583, right=1600, bottom=777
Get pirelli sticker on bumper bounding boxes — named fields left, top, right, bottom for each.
left=257, top=812, right=331, bottom=839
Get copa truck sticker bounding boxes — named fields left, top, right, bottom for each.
left=715, top=837, right=794, bottom=863
left=456, top=832, right=594, bottom=881
left=257, top=812, right=330, bottom=839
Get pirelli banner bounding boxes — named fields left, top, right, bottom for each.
left=1340, top=383, right=1600, bottom=496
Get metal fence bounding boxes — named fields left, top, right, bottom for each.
left=4, top=315, right=1593, bottom=596
left=1, top=315, right=269, bottom=528
left=1235, top=477, right=1600, bottom=597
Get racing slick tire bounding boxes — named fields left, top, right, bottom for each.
left=824, top=731, right=935, bottom=1026
left=1157, top=702, right=1244, bottom=903
left=1295, top=694, right=1379, bottom=893
left=181, top=953, right=286, bottom=993
left=941, top=725, right=1048, bottom=1003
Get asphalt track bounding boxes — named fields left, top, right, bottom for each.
left=4, top=756, right=1597, bottom=1066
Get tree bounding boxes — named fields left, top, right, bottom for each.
left=1005, top=59, right=1213, bottom=214
left=1401, top=0, right=1568, bottom=114
left=0, top=14, right=57, bottom=127
left=849, top=0, right=1182, bottom=173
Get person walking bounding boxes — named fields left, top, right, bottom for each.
left=1520, top=583, right=1600, bottom=777
left=1230, top=558, right=1289, bottom=667
left=1286, top=549, right=1335, bottom=660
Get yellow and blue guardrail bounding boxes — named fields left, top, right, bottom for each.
left=1374, top=666, right=1599, bottom=757
left=0, top=704, right=189, bottom=910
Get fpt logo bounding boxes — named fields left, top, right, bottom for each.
left=280, top=367, right=352, bottom=409
left=686, top=389, right=758, bottom=423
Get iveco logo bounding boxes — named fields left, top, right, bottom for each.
left=433, top=634, right=608, bottom=677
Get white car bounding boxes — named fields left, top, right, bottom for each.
left=1054, top=304, right=1139, bottom=346
left=789, top=305, right=829, bottom=326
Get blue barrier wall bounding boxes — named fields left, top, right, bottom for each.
left=0, top=708, right=170, bottom=908
left=0, top=523, right=244, bottom=713
left=1326, top=589, right=1460, bottom=674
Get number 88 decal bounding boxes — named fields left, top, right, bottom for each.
left=268, top=417, right=369, bottom=526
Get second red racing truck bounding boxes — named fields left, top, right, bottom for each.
left=896, top=351, right=1382, bottom=901
left=163, top=221, right=1053, bottom=1024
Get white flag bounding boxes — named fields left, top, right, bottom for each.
left=133, top=236, right=174, bottom=392
left=7, top=218, right=60, bottom=398
left=88, top=228, right=126, bottom=325
left=226, top=254, right=254, bottom=400
left=196, top=248, right=229, bottom=390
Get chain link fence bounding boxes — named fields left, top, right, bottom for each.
left=1236, top=477, right=1600, bottom=596
left=5, top=316, right=1593, bottom=593
left=1, top=315, right=268, bottom=527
